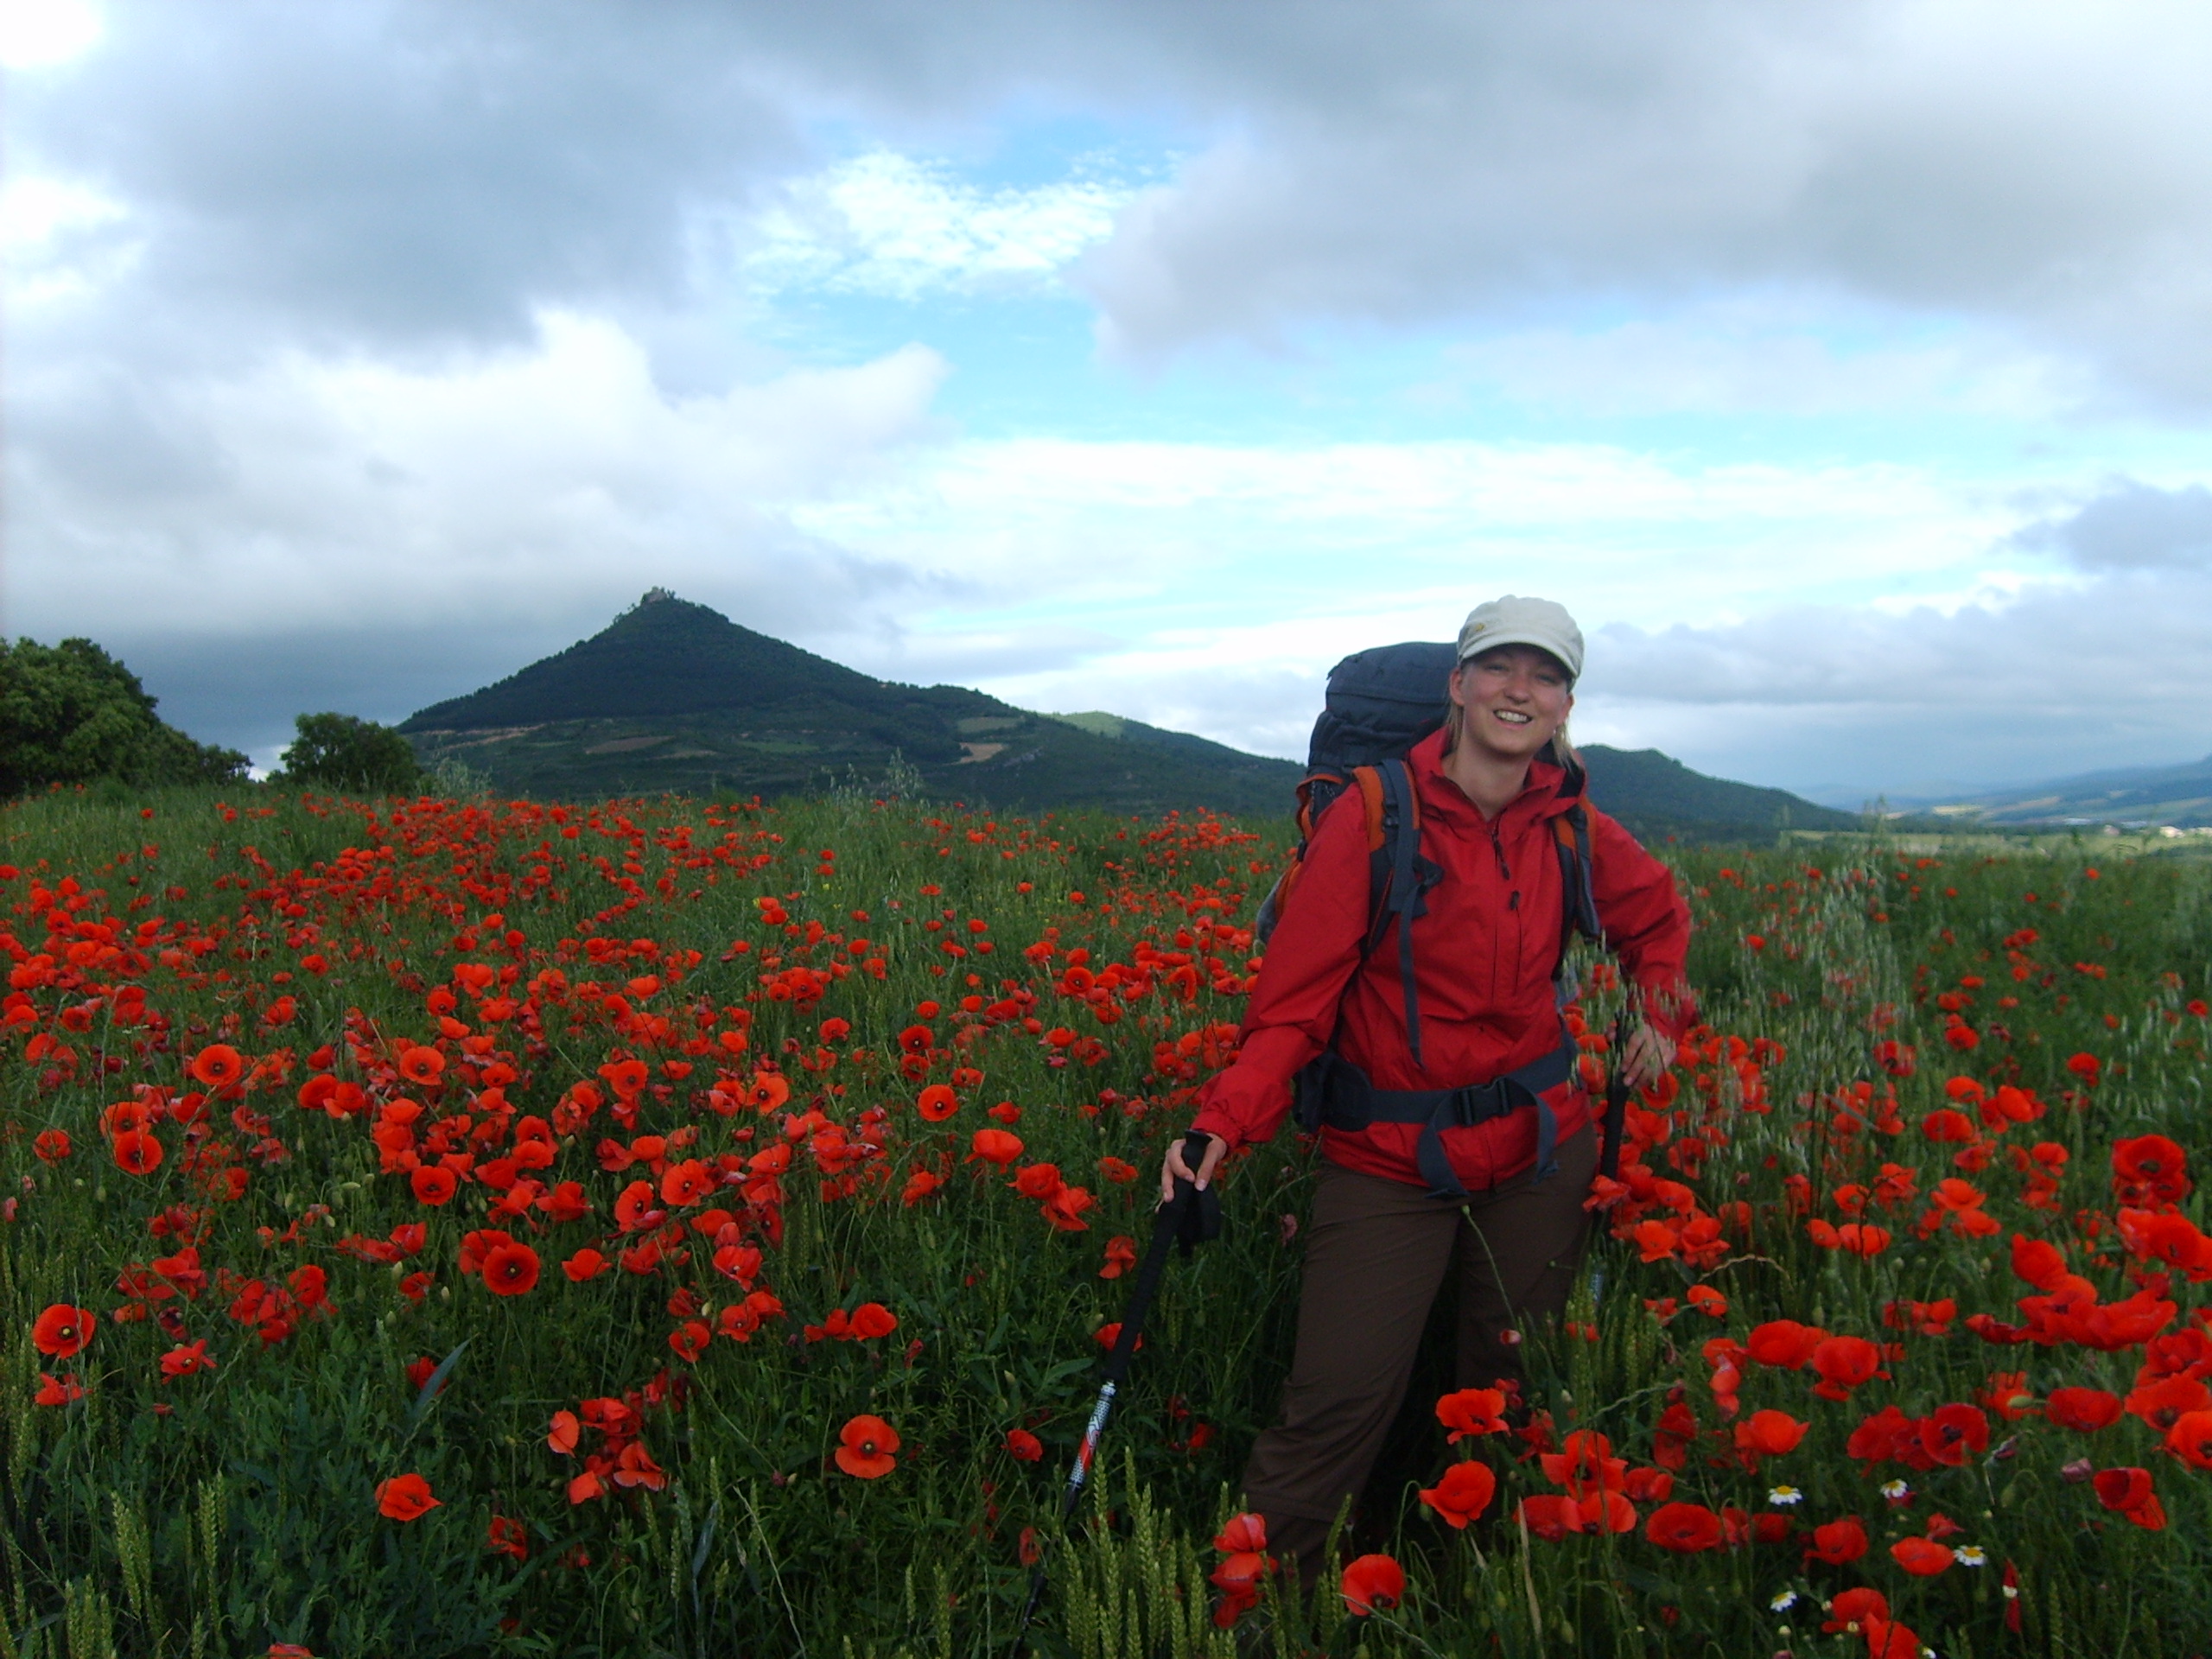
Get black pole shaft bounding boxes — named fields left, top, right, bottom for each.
left=1014, top=1131, right=1212, bottom=1646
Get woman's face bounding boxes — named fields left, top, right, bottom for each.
left=1449, top=645, right=1573, bottom=761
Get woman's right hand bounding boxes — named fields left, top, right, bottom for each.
left=1160, top=1133, right=1228, bottom=1205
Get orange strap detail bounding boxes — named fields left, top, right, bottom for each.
left=1351, top=766, right=1389, bottom=853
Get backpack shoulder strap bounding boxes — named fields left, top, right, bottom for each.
left=1550, top=802, right=1602, bottom=964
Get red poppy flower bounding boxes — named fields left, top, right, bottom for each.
left=1891, top=1537, right=1953, bottom=1576
left=1010, top=1162, right=1066, bottom=1201
left=410, top=1165, right=459, bottom=1205
left=1809, top=1335, right=1885, bottom=1401
left=849, top=1302, right=898, bottom=1339
left=2114, top=1134, right=2190, bottom=1201
left=613, top=1179, right=663, bottom=1232
left=1041, top=1185, right=1096, bottom=1231
left=599, top=1058, right=650, bottom=1098
left=111, top=1129, right=163, bottom=1175
left=1918, top=1403, right=1990, bottom=1465
left=482, top=1243, right=541, bottom=1297
left=1745, top=1319, right=1825, bottom=1370
left=397, top=1046, right=444, bottom=1085
left=1645, top=1502, right=1723, bottom=1553
left=2129, top=1373, right=2212, bottom=1433
left=487, top=1515, right=529, bottom=1561
left=2047, top=1386, right=2123, bottom=1432
left=836, top=1414, right=899, bottom=1478
left=1214, top=1513, right=1268, bottom=1554
left=562, top=1248, right=609, bottom=1281
left=2164, top=1408, right=2212, bottom=1469
left=1516, top=1495, right=1581, bottom=1540
left=1684, top=1285, right=1727, bottom=1318
left=31, top=1128, right=71, bottom=1163
left=1097, top=1156, right=1138, bottom=1185
left=1419, top=1460, right=1497, bottom=1529
left=1804, top=1515, right=1868, bottom=1564
left=35, top=1372, right=85, bottom=1407
left=32, top=1304, right=93, bottom=1359
left=1576, top=1488, right=1640, bottom=1533
left=2010, top=1233, right=2070, bottom=1290
left=915, top=1085, right=958, bottom=1122
left=376, top=1474, right=440, bottom=1522
left=188, top=1044, right=245, bottom=1088
left=160, top=1338, right=216, bottom=1379
left=1733, top=1409, right=1808, bottom=1458
left=1099, top=1235, right=1138, bottom=1279
left=613, top=1441, right=668, bottom=1490
left=668, top=1320, right=710, bottom=1362
left=660, top=1159, right=714, bottom=1207
left=900, top=1167, right=944, bottom=1206
left=1006, top=1428, right=1044, bottom=1462
left=2094, top=1465, right=2156, bottom=1513
left=547, top=1410, right=580, bottom=1453
left=1435, top=1388, right=1509, bottom=1441
left=968, top=1129, right=1024, bottom=1166
left=1824, top=1586, right=1889, bottom=1634
left=1339, top=1553, right=1404, bottom=1617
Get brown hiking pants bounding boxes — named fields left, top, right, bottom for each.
left=1242, top=1125, right=1598, bottom=1575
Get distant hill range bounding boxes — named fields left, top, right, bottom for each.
left=400, top=592, right=1859, bottom=841
left=1929, top=755, right=2212, bottom=830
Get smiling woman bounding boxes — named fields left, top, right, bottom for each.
left=1165, top=594, right=1694, bottom=1586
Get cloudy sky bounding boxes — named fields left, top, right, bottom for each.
left=8, top=0, right=2212, bottom=801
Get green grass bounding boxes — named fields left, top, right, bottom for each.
left=1, top=783, right=2209, bottom=1656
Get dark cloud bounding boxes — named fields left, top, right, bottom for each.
left=18, top=1, right=807, bottom=355
left=2010, top=479, right=2212, bottom=570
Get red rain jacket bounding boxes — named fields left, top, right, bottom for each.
left=1192, top=728, right=1694, bottom=1193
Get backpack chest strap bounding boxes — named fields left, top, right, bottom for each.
left=1293, top=1032, right=1575, bottom=1199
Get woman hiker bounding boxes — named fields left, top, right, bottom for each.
left=1162, top=594, right=1694, bottom=1580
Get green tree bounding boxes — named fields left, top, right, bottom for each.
left=0, top=637, right=248, bottom=797
left=278, top=712, right=425, bottom=793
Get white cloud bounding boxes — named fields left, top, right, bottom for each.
left=1429, top=308, right=2081, bottom=420
left=0, top=0, right=102, bottom=70
left=748, top=150, right=1141, bottom=299
left=1071, top=1, right=2212, bottom=409
left=10, top=312, right=951, bottom=642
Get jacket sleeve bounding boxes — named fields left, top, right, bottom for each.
left=1586, top=806, right=1697, bottom=1039
left=1190, top=791, right=1373, bottom=1151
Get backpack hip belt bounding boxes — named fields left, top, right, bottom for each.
left=1293, top=1031, right=1576, bottom=1201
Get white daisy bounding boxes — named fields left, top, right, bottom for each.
left=1767, top=1485, right=1802, bottom=1506
left=1879, top=1478, right=1910, bottom=1500
left=1770, top=1590, right=1799, bottom=1612
left=1955, top=1546, right=1986, bottom=1567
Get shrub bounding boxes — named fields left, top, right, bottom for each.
left=279, top=711, right=426, bottom=793
left=0, top=637, right=246, bottom=796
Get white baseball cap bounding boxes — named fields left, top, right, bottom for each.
left=1456, top=595, right=1584, bottom=682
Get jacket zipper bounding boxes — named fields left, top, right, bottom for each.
left=1487, top=822, right=1512, bottom=881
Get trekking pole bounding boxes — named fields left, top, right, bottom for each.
left=1588, top=1003, right=1636, bottom=1309
left=1014, top=1128, right=1221, bottom=1647
left=1599, top=1001, right=1634, bottom=1188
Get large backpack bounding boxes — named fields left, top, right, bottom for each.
left=1254, top=642, right=1605, bottom=1196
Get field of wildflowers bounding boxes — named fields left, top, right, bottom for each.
left=3, top=781, right=2209, bottom=1657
